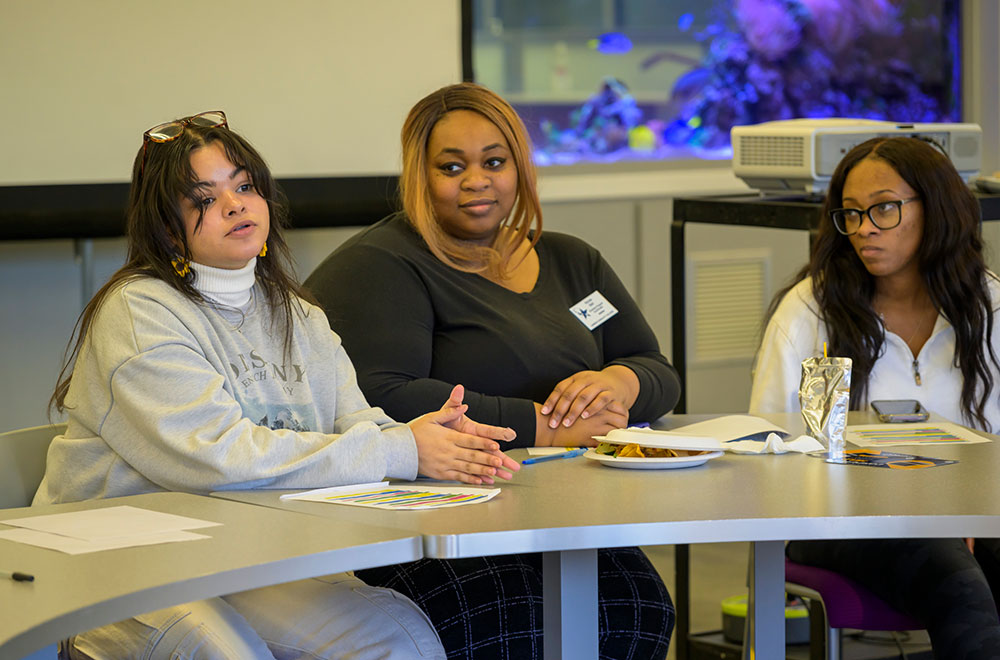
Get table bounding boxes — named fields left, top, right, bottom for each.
left=0, top=492, right=422, bottom=660
left=213, top=412, right=1000, bottom=660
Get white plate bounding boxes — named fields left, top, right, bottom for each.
left=584, top=448, right=724, bottom=470
left=593, top=428, right=723, bottom=452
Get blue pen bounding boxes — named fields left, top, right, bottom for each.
left=521, top=448, right=588, bottom=465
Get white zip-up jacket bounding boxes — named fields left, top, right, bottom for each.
left=749, top=276, right=1000, bottom=432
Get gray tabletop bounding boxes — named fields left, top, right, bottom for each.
left=0, top=492, right=422, bottom=660
left=214, top=412, right=1000, bottom=554
left=211, top=411, right=1000, bottom=659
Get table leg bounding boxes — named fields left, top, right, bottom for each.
left=744, top=540, right=784, bottom=659
left=543, top=549, right=598, bottom=660
left=675, top=543, right=691, bottom=660
left=670, top=215, right=687, bottom=413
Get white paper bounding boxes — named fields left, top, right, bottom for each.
left=0, top=505, right=220, bottom=542
left=669, top=415, right=788, bottom=442
left=280, top=481, right=389, bottom=500
left=525, top=447, right=584, bottom=456
left=846, top=421, right=992, bottom=447
left=0, top=528, right=211, bottom=555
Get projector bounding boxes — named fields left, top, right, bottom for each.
left=731, top=118, right=982, bottom=195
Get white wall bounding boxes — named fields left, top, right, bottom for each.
left=0, top=0, right=461, bottom=184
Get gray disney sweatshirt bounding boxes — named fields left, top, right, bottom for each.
left=35, top=274, right=418, bottom=504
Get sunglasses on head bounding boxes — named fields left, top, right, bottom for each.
left=140, top=110, right=228, bottom=178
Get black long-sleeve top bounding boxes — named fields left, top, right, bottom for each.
left=304, top=213, right=681, bottom=447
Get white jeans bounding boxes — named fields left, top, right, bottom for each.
left=67, top=573, right=445, bottom=660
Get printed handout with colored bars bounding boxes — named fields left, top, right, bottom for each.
left=280, top=482, right=500, bottom=510
left=846, top=422, right=991, bottom=447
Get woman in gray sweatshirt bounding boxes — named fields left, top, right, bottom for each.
left=38, top=111, right=519, bottom=660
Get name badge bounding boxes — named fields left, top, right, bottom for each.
left=570, top=291, right=618, bottom=330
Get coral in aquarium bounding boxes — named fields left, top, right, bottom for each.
left=660, top=0, right=958, bottom=150
left=535, top=0, right=958, bottom=164
left=542, top=77, right=644, bottom=158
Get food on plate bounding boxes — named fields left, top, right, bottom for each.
left=595, top=442, right=706, bottom=458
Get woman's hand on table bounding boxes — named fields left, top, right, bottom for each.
left=534, top=401, right=628, bottom=447
left=539, top=365, right=639, bottom=429
left=409, top=384, right=520, bottom=485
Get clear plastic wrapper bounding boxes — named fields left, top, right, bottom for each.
left=799, top=356, right=852, bottom=459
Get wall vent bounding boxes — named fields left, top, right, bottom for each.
left=688, top=250, right=769, bottom=364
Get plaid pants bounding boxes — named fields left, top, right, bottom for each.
left=357, top=546, right=673, bottom=660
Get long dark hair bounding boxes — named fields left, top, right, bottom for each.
left=52, top=120, right=311, bottom=413
left=767, top=136, right=998, bottom=430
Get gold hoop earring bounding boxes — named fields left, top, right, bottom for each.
left=259, top=242, right=268, bottom=258
left=171, top=256, right=191, bottom=277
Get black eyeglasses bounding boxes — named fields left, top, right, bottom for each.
left=140, top=110, right=228, bottom=178
left=829, top=197, right=920, bottom=236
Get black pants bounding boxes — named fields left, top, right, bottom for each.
left=787, top=538, right=1000, bottom=659
left=356, top=546, right=673, bottom=660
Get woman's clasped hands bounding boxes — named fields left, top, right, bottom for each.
left=409, top=384, right=521, bottom=485
left=535, top=365, right=639, bottom=447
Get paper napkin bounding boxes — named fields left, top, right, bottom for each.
left=726, top=433, right=825, bottom=454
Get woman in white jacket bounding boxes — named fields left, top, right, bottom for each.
left=751, top=136, right=1000, bottom=659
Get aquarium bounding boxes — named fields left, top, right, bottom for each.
left=470, top=0, right=961, bottom=166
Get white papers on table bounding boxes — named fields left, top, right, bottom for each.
left=669, top=415, right=789, bottom=443
left=0, top=505, right=218, bottom=554
left=526, top=447, right=583, bottom=456
left=846, top=421, right=992, bottom=447
left=281, top=481, right=500, bottom=510
left=591, top=416, right=805, bottom=453
left=0, top=528, right=211, bottom=554
left=667, top=415, right=822, bottom=454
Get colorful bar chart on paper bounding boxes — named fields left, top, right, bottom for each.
left=281, top=481, right=500, bottom=510
left=846, top=422, right=991, bottom=447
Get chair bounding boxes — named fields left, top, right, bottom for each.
left=0, top=422, right=65, bottom=508
left=0, top=423, right=66, bottom=660
left=784, top=557, right=922, bottom=660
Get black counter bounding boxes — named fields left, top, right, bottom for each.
left=0, top=176, right=398, bottom=241
left=674, top=191, right=1000, bottom=230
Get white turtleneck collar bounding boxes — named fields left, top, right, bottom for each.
left=190, top=258, right=257, bottom=308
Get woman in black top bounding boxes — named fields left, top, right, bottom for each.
left=306, top=83, right=680, bottom=660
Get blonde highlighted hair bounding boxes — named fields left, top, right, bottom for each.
left=400, top=82, right=542, bottom=276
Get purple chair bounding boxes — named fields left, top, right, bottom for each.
left=784, top=557, right=922, bottom=660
